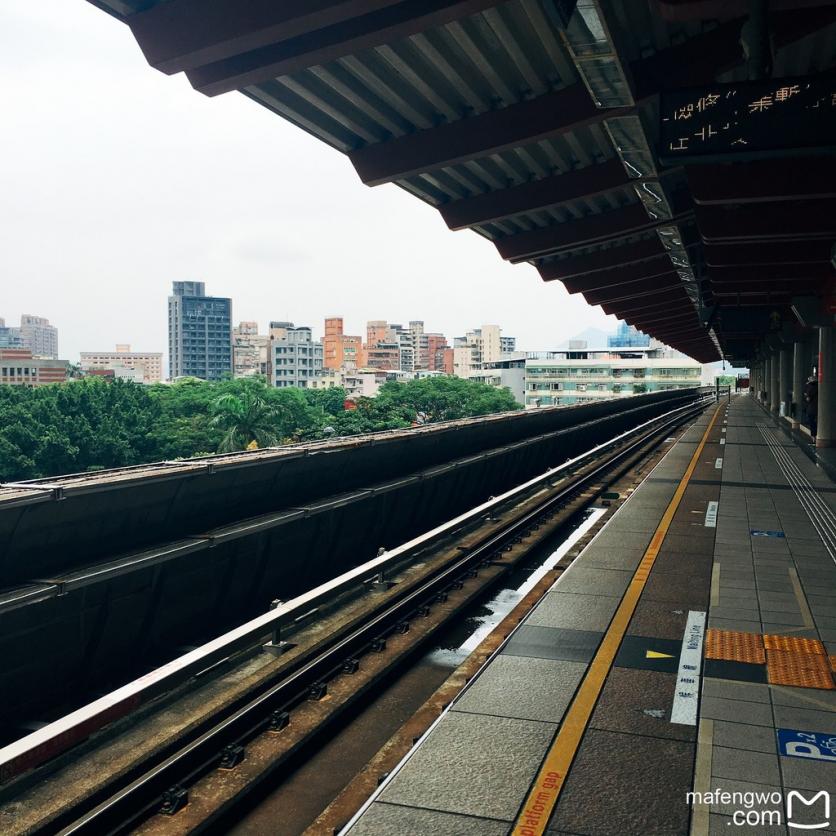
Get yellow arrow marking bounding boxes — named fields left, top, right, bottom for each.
left=646, top=650, right=675, bottom=659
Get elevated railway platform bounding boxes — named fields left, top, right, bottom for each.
left=344, top=395, right=836, bottom=836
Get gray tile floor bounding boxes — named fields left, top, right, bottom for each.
left=694, top=398, right=836, bottom=836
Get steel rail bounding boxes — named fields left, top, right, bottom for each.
left=32, top=397, right=712, bottom=834
left=0, top=393, right=713, bottom=789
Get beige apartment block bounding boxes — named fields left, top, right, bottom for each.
left=80, top=344, right=163, bottom=384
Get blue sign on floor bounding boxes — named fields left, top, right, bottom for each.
left=751, top=529, right=785, bottom=538
left=778, top=728, right=836, bottom=761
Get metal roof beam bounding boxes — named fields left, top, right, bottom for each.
left=688, top=158, right=836, bottom=206
left=129, top=1, right=407, bottom=74
left=497, top=195, right=693, bottom=262
left=697, top=199, right=836, bottom=243
left=536, top=238, right=666, bottom=280
left=439, top=159, right=631, bottom=230
left=582, top=274, right=683, bottom=306
left=708, top=264, right=835, bottom=283
left=703, top=240, right=834, bottom=267
left=601, top=290, right=690, bottom=317
left=185, top=1, right=508, bottom=95
left=561, top=257, right=680, bottom=292
left=351, top=85, right=629, bottom=185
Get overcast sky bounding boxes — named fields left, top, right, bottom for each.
left=0, top=2, right=621, bottom=366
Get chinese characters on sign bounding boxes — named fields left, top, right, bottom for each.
left=659, top=76, right=836, bottom=163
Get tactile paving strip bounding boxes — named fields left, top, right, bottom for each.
left=704, top=629, right=765, bottom=664
left=763, top=634, right=826, bottom=655
left=766, top=649, right=835, bottom=690
left=829, top=655, right=836, bottom=673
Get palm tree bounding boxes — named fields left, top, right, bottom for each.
left=211, top=388, right=280, bottom=452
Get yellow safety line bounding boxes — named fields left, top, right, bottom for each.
left=512, top=405, right=722, bottom=836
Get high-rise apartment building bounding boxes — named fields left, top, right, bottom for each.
left=452, top=324, right=505, bottom=377
left=0, top=319, right=23, bottom=349
left=426, top=333, right=449, bottom=371
left=1, top=315, right=58, bottom=358
left=232, top=321, right=270, bottom=378
left=168, top=281, right=232, bottom=381
left=80, top=344, right=163, bottom=384
left=272, top=324, right=323, bottom=388
left=366, top=320, right=388, bottom=347
left=363, top=319, right=450, bottom=373
left=366, top=342, right=401, bottom=370
left=323, top=317, right=364, bottom=369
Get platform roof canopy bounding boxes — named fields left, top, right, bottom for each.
left=88, top=0, right=836, bottom=364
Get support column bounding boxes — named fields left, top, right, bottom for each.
left=817, top=325, right=835, bottom=448
left=791, top=340, right=805, bottom=430
left=779, top=345, right=791, bottom=418
left=770, top=351, right=780, bottom=414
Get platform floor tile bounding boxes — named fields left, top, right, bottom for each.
left=708, top=813, right=787, bottom=836
left=346, top=802, right=511, bottom=836
left=588, top=667, right=694, bottom=742
left=501, top=625, right=603, bottom=663
left=554, top=565, right=633, bottom=597
left=525, top=591, right=619, bottom=632
left=378, top=712, right=555, bottom=822
left=546, top=729, right=694, bottom=835
left=711, top=744, right=781, bottom=785
left=452, top=655, right=585, bottom=724
left=711, top=719, right=777, bottom=754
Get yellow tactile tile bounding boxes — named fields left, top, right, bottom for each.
left=705, top=629, right=765, bottom=664
left=766, top=649, right=835, bottom=690
left=829, top=654, right=836, bottom=673
left=763, top=634, right=826, bottom=655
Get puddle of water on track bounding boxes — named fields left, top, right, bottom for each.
left=424, top=506, right=606, bottom=667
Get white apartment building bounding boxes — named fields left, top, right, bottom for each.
left=19, top=314, right=59, bottom=359
left=80, top=344, right=163, bottom=384
left=271, top=325, right=323, bottom=388
left=233, top=321, right=270, bottom=378
left=470, top=358, right=526, bottom=404
left=452, top=324, right=509, bottom=378
left=524, top=346, right=702, bottom=407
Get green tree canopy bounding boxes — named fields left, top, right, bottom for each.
left=0, top=375, right=521, bottom=482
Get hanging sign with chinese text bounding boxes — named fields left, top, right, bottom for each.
left=659, top=76, right=836, bottom=164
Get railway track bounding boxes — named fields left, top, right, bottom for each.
left=0, top=394, right=715, bottom=835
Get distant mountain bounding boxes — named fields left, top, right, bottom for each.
left=555, top=327, right=610, bottom=350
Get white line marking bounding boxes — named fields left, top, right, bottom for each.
left=671, top=610, right=706, bottom=726
left=704, top=501, right=718, bottom=528
left=715, top=458, right=723, bottom=469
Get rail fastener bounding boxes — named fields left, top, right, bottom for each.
left=268, top=710, right=290, bottom=733
left=219, top=744, right=245, bottom=770
left=159, top=786, right=188, bottom=816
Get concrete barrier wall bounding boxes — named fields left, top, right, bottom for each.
left=0, top=391, right=705, bottom=726
left=0, top=390, right=697, bottom=584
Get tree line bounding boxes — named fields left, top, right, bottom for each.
left=0, top=375, right=521, bottom=482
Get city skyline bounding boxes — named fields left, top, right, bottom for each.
left=1, top=2, right=618, bottom=372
